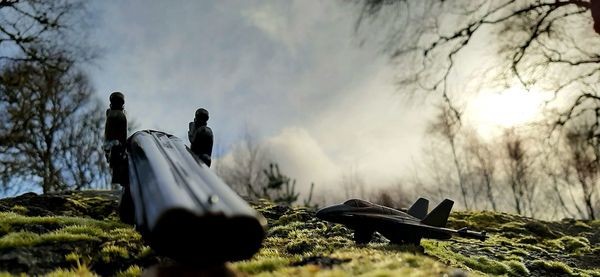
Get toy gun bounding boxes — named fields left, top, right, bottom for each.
left=104, top=93, right=266, bottom=264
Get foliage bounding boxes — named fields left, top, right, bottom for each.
left=0, top=0, right=104, bottom=194
left=0, top=59, right=108, bottom=193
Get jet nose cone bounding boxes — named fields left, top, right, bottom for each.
left=315, top=205, right=342, bottom=221
left=315, top=207, right=327, bottom=220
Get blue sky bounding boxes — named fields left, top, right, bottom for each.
left=86, top=1, right=436, bottom=198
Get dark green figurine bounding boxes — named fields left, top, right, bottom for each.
left=104, top=92, right=128, bottom=185
left=188, top=108, right=213, bottom=167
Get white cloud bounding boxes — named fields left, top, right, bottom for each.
left=87, top=1, right=434, bottom=202
left=264, top=127, right=339, bottom=194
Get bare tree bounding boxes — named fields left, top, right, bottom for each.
left=463, top=130, right=498, bottom=211
left=0, top=0, right=92, bottom=66
left=340, top=166, right=367, bottom=200
left=355, top=1, right=600, bottom=118
left=60, top=101, right=110, bottom=190
left=0, top=59, right=107, bottom=193
left=427, top=104, right=470, bottom=209
left=216, top=130, right=270, bottom=198
left=500, top=129, right=539, bottom=217
left=562, top=120, right=599, bottom=219
left=369, top=182, right=413, bottom=210
left=352, top=0, right=600, bottom=219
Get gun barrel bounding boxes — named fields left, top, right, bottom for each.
left=457, top=228, right=487, bottom=241
left=125, top=130, right=266, bottom=263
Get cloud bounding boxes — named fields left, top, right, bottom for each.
left=264, top=127, right=339, bottom=194
left=87, top=1, right=435, bottom=202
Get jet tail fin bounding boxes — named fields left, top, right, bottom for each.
left=407, top=197, right=429, bottom=219
left=420, top=199, right=454, bottom=227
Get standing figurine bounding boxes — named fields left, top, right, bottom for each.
left=104, top=92, right=128, bottom=186
left=188, top=108, right=213, bottom=167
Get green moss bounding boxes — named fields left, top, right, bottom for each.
left=463, top=255, right=509, bottom=275
left=285, top=239, right=314, bottom=255
left=499, top=222, right=527, bottom=233
left=517, top=236, right=538, bottom=244
left=574, top=221, right=592, bottom=229
left=234, top=257, right=291, bottom=274
left=115, top=265, right=142, bottom=277
left=100, top=244, right=130, bottom=262
left=559, top=236, right=591, bottom=254
left=531, top=260, right=574, bottom=275
left=44, top=264, right=98, bottom=277
left=0, top=212, right=123, bottom=230
left=524, top=221, right=557, bottom=238
left=10, top=205, right=28, bottom=215
left=505, top=260, right=529, bottom=276
left=136, top=245, right=153, bottom=258
left=508, top=248, right=528, bottom=256
left=0, top=231, right=96, bottom=249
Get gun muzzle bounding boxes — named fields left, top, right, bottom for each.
left=457, top=227, right=488, bottom=241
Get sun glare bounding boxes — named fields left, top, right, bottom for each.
left=467, top=87, right=548, bottom=138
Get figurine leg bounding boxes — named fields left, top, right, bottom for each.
left=353, top=229, right=374, bottom=244
left=118, top=186, right=135, bottom=224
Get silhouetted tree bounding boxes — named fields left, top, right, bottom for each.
left=0, top=59, right=107, bottom=193
left=427, top=104, right=470, bottom=209
left=340, top=166, right=367, bottom=200
left=563, top=121, right=599, bottom=219
left=355, top=1, right=600, bottom=130
left=216, top=131, right=269, bottom=197
left=369, top=183, right=413, bottom=210
left=500, top=129, right=538, bottom=217
left=463, top=130, right=498, bottom=211
left=0, top=0, right=92, bottom=66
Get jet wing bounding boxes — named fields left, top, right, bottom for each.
left=344, top=212, right=486, bottom=241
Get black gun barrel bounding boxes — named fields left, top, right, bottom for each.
left=456, top=227, right=487, bottom=241
left=126, top=130, right=266, bottom=263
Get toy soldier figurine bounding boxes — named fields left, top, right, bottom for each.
left=104, top=92, right=134, bottom=224
left=104, top=92, right=128, bottom=186
left=188, top=108, right=213, bottom=167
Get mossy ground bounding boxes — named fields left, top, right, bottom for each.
left=0, top=192, right=598, bottom=276
left=0, top=191, right=158, bottom=276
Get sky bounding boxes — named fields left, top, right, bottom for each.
left=86, top=1, right=440, bottom=199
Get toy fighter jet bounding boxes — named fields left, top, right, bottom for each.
left=316, top=198, right=487, bottom=244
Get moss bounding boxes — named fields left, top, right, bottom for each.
left=517, top=236, right=539, bottom=244
left=285, top=239, right=315, bottom=255
left=234, top=257, right=291, bottom=274
left=10, top=205, right=28, bottom=215
left=463, top=255, right=510, bottom=275
left=136, top=246, right=153, bottom=258
left=115, top=265, right=143, bottom=277
left=531, top=260, right=574, bottom=275
left=499, top=222, right=527, bottom=233
left=574, top=221, right=592, bottom=229
left=44, top=264, right=98, bottom=277
left=508, top=248, right=528, bottom=256
left=558, top=236, right=591, bottom=254
left=2, top=191, right=600, bottom=276
left=505, top=260, right=529, bottom=276
left=100, top=244, right=130, bottom=262
left=524, top=221, right=557, bottom=238
left=0, top=231, right=96, bottom=249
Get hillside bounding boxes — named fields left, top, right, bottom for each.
left=0, top=191, right=598, bottom=276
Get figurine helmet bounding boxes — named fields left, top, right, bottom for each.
left=110, top=92, right=125, bottom=109
left=195, top=108, right=209, bottom=122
